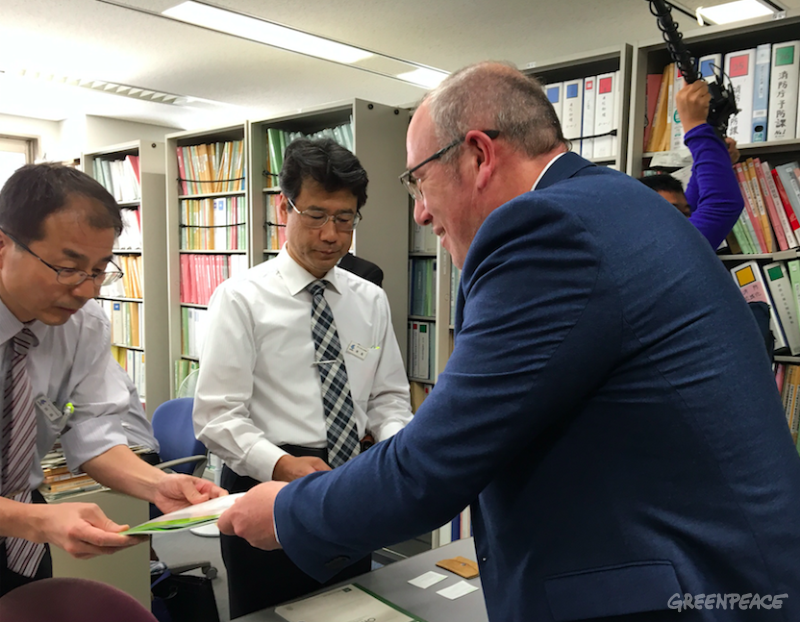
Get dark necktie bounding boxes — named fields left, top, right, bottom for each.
left=307, top=281, right=360, bottom=468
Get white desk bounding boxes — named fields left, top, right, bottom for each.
left=49, top=489, right=150, bottom=608
left=240, top=538, right=489, bottom=622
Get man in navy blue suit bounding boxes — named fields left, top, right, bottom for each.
left=219, top=62, right=800, bottom=620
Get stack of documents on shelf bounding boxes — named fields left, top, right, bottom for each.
left=39, top=443, right=155, bottom=500
left=275, top=584, right=420, bottom=622
left=121, top=493, right=243, bottom=535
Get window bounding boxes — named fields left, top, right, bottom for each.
left=0, top=136, right=34, bottom=190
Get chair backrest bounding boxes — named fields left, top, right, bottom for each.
left=0, top=577, right=158, bottom=622
left=176, top=368, right=200, bottom=398
left=151, top=397, right=206, bottom=475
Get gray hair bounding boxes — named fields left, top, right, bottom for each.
left=425, top=61, right=566, bottom=164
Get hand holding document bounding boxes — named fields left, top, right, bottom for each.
left=217, top=480, right=287, bottom=550
left=121, top=493, right=244, bottom=535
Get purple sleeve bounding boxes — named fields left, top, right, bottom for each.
left=685, top=124, right=743, bottom=249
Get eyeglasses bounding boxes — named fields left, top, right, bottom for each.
left=0, top=227, right=124, bottom=288
left=287, top=197, right=361, bottom=232
left=399, top=129, right=500, bottom=202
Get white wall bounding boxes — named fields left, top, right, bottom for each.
left=0, top=113, right=181, bottom=163
left=83, top=115, right=181, bottom=152
left=0, top=113, right=60, bottom=161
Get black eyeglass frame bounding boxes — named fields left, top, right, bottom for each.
left=399, top=129, right=500, bottom=201
left=286, top=197, right=362, bottom=232
left=0, top=226, right=124, bottom=288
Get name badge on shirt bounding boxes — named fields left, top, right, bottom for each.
left=346, top=342, right=368, bottom=361
left=34, top=395, right=64, bottom=424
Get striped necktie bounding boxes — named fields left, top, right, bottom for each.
left=2, top=327, right=46, bottom=577
left=307, top=280, right=360, bottom=468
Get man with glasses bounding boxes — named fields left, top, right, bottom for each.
left=193, top=137, right=412, bottom=617
left=0, top=163, right=225, bottom=597
left=220, top=63, right=800, bottom=622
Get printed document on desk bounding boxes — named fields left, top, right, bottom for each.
left=121, top=493, right=244, bottom=535
left=275, top=584, right=422, bottom=622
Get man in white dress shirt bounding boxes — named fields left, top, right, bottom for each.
left=0, top=163, right=225, bottom=597
left=193, top=138, right=413, bottom=618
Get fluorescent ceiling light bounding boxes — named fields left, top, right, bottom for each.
left=696, top=0, right=775, bottom=25
left=163, top=1, right=373, bottom=65
left=396, top=68, right=449, bottom=89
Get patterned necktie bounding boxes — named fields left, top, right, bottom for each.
left=307, top=280, right=360, bottom=468
left=2, top=327, right=45, bottom=577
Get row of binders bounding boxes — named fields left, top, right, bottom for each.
left=95, top=155, right=140, bottom=203
left=732, top=259, right=800, bottom=356
left=180, top=253, right=248, bottom=307
left=177, top=140, right=246, bottom=195
left=99, top=299, right=143, bottom=349
left=265, top=194, right=287, bottom=251
left=180, top=196, right=247, bottom=251
left=409, top=258, right=436, bottom=318
left=265, top=121, right=354, bottom=188
left=545, top=72, right=621, bottom=160
left=725, top=159, right=800, bottom=254
left=111, top=345, right=145, bottom=399
left=101, top=255, right=143, bottom=299
left=646, top=41, right=800, bottom=151
left=181, top=307, right=209, bottom=359
left=775, top=364, right=800, bottom=452
left=115, top=208, right=142, bottom=250
left=408, top=321, right=435, bottom=382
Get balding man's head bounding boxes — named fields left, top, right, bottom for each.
left=423, top=61, right=566, bottom=166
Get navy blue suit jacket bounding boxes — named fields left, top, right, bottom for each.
left=275, top=153, right=800, bottom=621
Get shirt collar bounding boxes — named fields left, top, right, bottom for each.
left=531, top=152, right=568, bottom=191
left=276, top=246, right=342, bottom=297
left=0, top=296, right=48, bottom=348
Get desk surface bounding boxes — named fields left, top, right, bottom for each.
left=240, top=538, right=489, bottom=622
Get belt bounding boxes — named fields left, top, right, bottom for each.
left=279, top=444, right=328, bottom=462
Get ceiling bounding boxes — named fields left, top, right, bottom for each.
left=1, top=0, right=798, bottom=130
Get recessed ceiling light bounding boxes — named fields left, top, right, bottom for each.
left=163, top=1, right=373, bottom=65
left=396, top=68, right=449, bottom=89
left=696, top=0, right=776, bottom=25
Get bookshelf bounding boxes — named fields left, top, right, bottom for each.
left=627, top=10, right=800, bottom=179
left=524, top=44, right=634, bottom=172
left=627, top=10, right=800, bottom=451
left=165, top=124, right=250, bottom=395
left=83, top=140, right=170, bottom=414
left=248, top=99, right=410, bottom=357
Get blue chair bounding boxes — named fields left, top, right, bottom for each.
left=151, top=397, right=207, bottom=477
left=149, top=397, right=217, bottom=581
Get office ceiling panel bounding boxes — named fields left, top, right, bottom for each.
left=0, top=0, right=796, bottom=129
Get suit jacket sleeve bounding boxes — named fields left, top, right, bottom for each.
left=274, top=191, right=626, bottom=582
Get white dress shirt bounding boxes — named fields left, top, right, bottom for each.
left=193, top=248, right=413, bottom=482
left=0, top=298, right=129, bottom=490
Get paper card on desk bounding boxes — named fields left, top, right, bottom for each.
left=120, top=493, right=244, bottom=535
left=408, top=571, right=447, bottom=589
left=436, top=580, right=480, bottom=600
left=435, top=556, right=480, bottom=579
left=275, top=584, right=422, bottom=622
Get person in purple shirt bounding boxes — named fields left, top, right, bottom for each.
left=641, top=80, right=743, bottom=249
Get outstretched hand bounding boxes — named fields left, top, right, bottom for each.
left=153, top=473, right=227, bottom=514
left=33, top=502, right=145, bottom=560
left=217, top=481, right=287, bottom=550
